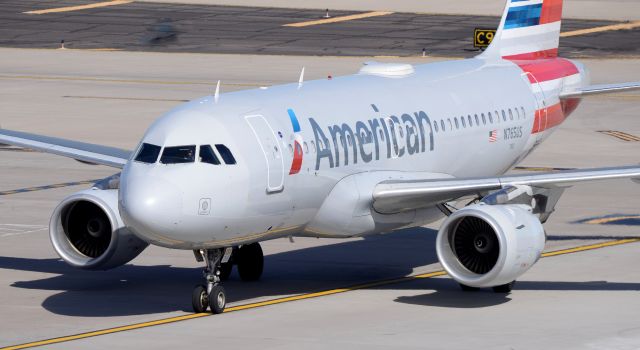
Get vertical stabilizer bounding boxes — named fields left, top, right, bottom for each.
left=479, top=0, right=563, bottom=60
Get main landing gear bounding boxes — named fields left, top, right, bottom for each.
left=191, top=243, right=265, bottom=314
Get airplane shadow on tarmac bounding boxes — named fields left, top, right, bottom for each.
left=1, top=228, right=640, bottom=317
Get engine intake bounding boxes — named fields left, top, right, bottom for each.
left=50, top=188, right=148, bottom=270
left=436, top=204, right=545, bottom=288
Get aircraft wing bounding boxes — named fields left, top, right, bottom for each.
left=560, top=81, right=640, bottom=99
left=0, top=129, right=130, bottom=168
left=373, top=166, right=640, bottom=214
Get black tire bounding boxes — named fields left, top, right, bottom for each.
left=219, top=262, right=233, bottom=281
left=208, top=285, right=226, bottom=314
left=192, top=285, right=209, bottom=313
left=459, top=283, right=481, bottom=292
left=492, top=281, right=516, bottom=293
left=236, top=243, right=264, bottom=281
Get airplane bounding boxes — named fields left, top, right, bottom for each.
left=1, top=0, right=640, bottom=314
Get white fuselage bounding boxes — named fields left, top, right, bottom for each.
left=118, top=57, right=586, bottom=249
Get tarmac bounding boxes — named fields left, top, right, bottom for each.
left=2, top=0, right=640, bottom=57
left=0, top=0, right=640, bottom=348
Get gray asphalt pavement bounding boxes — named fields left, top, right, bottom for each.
left=2, top=0, right=640, bottom=57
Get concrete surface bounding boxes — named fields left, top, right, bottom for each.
left=3, top=0, right=640, bottom=57
left=0, top=47, right=639, bottom=348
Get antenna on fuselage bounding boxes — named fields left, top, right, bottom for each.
left=298, top=67, right=305, bottom=89
left=214, top=80, right=221, bottom=103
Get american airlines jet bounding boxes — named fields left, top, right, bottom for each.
left=1, top=0, right=639, bottom=314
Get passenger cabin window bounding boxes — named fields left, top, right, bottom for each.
left=215, top=144, right=237, bottom=165
left=200, top=145, right=221, bottom=165
left=441, top=120, right=445, bottom=131
left=134, top=143, right=161, bottom=164
left=160, top=145, right=196, bottom=164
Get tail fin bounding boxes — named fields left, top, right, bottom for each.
left=479, top=0, right=563, bottom=60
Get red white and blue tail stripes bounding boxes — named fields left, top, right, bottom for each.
left=482, top=0, right=583, bottom=135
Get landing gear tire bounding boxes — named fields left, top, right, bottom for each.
left=192, top=249, right=228, bottom=313
left=493, top=281, right=516, bottom=293
left=459, top=283, right=481, bottom=292
left=236, top=243, right=264, bottom=281
left=208, top=285, right=226, bottom=314
left=192, top=285, right=209, bottom=313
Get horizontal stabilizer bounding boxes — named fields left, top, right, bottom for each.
left=560, top=82, right=640, bottom=99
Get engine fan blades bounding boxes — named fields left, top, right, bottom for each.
left=452, top=217, right=499, bottom=274
left=65, top=202, right=112, bottom=258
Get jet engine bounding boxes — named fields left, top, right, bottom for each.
left=50, top=188, right=148, bottom=270
left=436, top=203, right=545, bottom=288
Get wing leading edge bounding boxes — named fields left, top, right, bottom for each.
left=373, top=166, right=640, bottom=214
left=0, top=129, right=130, bottom=168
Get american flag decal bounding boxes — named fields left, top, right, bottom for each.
left=489, top=130, right=498, bottom=142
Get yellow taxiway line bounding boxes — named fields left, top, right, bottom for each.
left=23, top=0, right=133, bottom=15
left=597, top=130, right=640, bottom=142
left=583, top=216, right=640, bottom=225
left=2, top=238, right=639, bottom=350
left=561, top=20, right=640, bottom=38
left=284, top=11, right=394, bottom=28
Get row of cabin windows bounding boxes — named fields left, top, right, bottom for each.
left=433, top=107, right=526, bottom=134
left=134, top=143, right=236, bottom=165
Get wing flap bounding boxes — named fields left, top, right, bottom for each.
left=373, top=166, right=640, bottom=214
left=560, top=81, right=640, bottom=99
left=0, top=129, right=131, bottom=168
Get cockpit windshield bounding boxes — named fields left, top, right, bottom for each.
left=160, top=145, right=196, bottom=164
left=134, top=143, right=161, bottom=164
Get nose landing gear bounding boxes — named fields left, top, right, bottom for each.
left=191, top=243, right=265, bottom=313
left=192, top=248, right=229, bottom=314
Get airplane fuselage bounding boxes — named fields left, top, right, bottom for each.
left=119, top=57, right=587, bottom=249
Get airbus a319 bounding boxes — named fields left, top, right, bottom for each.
left=1, top=0, right=639, bottom=314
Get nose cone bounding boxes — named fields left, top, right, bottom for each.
left=119, top=171, right=183, bottom=246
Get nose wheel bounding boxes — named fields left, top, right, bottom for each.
left=192, top=249, right=228, bottom=314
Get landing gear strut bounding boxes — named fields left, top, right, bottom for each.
left=192, top=249, right=229, bottom=314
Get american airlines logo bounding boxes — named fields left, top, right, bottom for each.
left=307, top=105, right=435, bottom=170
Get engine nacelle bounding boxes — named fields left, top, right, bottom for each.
left=50, top=188, right=148, bottom=270
left=436, top=203, right=545, bottom=288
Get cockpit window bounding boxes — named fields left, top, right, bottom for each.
left=134, top=143, right=161, bottom=164
left=199, top=145, right=221, bottom=165
left=215, top=144, right=237, bottom=165
left=160, top=145, right=196, bottom=164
